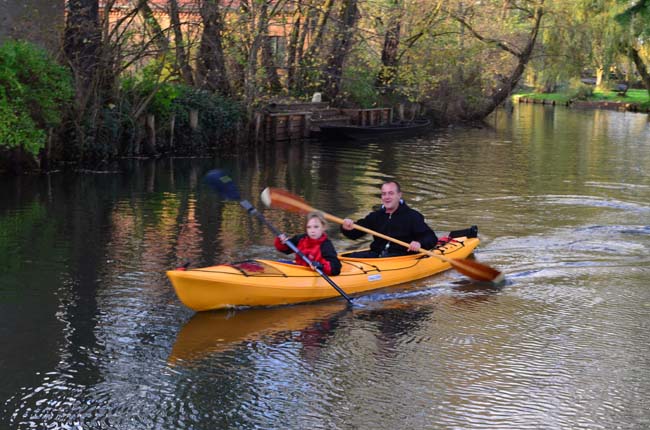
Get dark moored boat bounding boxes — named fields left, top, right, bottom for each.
left=319, top=119, right=430, bottom=139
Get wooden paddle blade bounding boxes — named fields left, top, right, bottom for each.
left=205, top=169, right=241, bottom=201
left=261, top=187, right=316, bottom=214
left=448, top=258, right=504, bottom=283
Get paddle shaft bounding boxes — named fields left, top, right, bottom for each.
left=239, top=201, right=354, bottom=304
left=266, top=190, right=449, bottom=260
left=322, top=213, right=459, bottom=262
left=332, top=213, right=503, bottom=281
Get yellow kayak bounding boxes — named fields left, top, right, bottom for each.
left=167, top=236, right=479, bottom=311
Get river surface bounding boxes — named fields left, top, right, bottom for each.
left=1, top=104, right=649, bottom=429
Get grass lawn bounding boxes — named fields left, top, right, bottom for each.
left=514, top=88, right=650, bottom=110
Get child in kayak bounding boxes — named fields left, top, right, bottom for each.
left=275, top=211, right=342, bottom=275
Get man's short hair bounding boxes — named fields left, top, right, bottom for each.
left=382, top=180, right=401, bottom=193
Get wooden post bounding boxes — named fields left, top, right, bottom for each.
left=42, top=128, right=52, bottom=170
left=146, top=114, right=156, bottom=154
left=254, top=112, right=263, bottom=143
left=189, top=109, right=199, bottom=130
left=303, top=113, right=311, bottom=138
left=271, top=115, right=278, bottom=142
left=169, top=114, right=175, bottom=151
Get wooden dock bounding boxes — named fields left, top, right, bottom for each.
left=254, top=102, right=395, bottom=142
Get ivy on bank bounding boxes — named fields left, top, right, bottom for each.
left=0, top=40, right=73, bottom=157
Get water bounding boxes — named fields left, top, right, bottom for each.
left=1, top=104, right=649, bottom=429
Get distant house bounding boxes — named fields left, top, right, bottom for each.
left=101, top=0, right=296, bottom=69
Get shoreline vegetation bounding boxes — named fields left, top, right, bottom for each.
left=2, top=1, right=650, bottom=174
left=513, top=88, right=650, bottom=113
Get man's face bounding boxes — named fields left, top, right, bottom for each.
left=381, top=182, right=401, bottom=213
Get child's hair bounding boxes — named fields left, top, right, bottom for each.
left=305, top=211, right=327, bottom=229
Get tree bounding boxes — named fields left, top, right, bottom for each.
left=169, top=0, right=195, bottom=85
left=375, top=0, right=404, bottom=93
left=64, top=0, right=102, bottom=99
left=616, top=0, right=650, bottom=96
left=0, top=41, right=73, bottom=167
left=323, top=0, right=360, bottom=102
left=442, top=0, right=545, bottom=120
left=260, top=3, right=283, bottom=93
left=197, top=0, right=231, bottom=95
left=292, top=0, right=336, bottom=96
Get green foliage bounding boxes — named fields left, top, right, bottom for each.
left=121, top=61, right=182, bottom=121
left=340, top=64, right=381, bottom=108
left=170, top=86, right=243, bottom=154
left=568, top=79, right=595, bottom=100
left=513, top=91, right=572, bottom=104
left=615, top=0, right=650, bottom=29
left=593, top=88, right=649, bottom=103
left=514, top=87, right=650, bottom=107
left=118, top=64, right=242, bottom=155
left=0, top=40, right=73, bottom=157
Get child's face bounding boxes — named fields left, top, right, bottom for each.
left=306, top=218, right=325, bottom=239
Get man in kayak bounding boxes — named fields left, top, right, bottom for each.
left=340, top=181, right=437, bottom=258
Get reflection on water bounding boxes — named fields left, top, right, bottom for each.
left=2, top=104, right=650, bottom=429
left=168, top=301, right=349, bottom=364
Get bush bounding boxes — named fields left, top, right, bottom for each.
left=340, top=64, right=381, bottom=108
left=170, top=87, right=243, bottom=154
left=119, top=67, right=242, bottom=155
left=0, top=40, right=73, bottom=157
left=567, top=79, right=594, bottom=100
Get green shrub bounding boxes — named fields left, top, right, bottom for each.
left=567, top=79, right=594, bottom=100
left=341, top=64, right=381, bottom=108
left=119, top=66, right=242, bottom=155
left=170, top=86, right=243, bottom=154
left=0, top=40, right=73, bottom=157
left=121, top=63, right=182, bottom=122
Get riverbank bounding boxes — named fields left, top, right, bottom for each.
left=514, top=88, right=650, bottom=113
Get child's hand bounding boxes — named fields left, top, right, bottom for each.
left=311, top=261, right=324, bottom=272
left=278, top=234, right=288, bottom=243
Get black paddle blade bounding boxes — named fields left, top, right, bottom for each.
left=204, top=169, right=241, bottom=201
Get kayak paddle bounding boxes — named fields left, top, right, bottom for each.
left=204, top=170, right=355, bottom=304
left=261, top=187, right=505, bottom=284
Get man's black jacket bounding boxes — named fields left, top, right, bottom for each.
left=340, top=202, right=437, bottom=256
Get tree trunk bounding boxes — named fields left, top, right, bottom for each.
left=262, top=37, right=283, bottom=93
left=137, top=0, right=169, bottom=53
left=286, top=7, right=302, bottom=92
left=629, top=47, right=650, bottom=97
left=301, top=0, right=335, bottom=61
left=64, top=0, right=101, bottom=96
left=260, top=4, right=282, bottom=93
left=169, top=0, right=194, bottom=85
left=375, top=0, right=402, bottom=93
left=296, top=0, right=335, bottom=95
left=323, top=0, right=359, bottom=103
left=242, top=1, right=265, bottom=120
left=458, top=5, right=544, bottom=120
left=596, top=67, right=604, bottom=87
left=197, top=0, right=231, bottom=95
